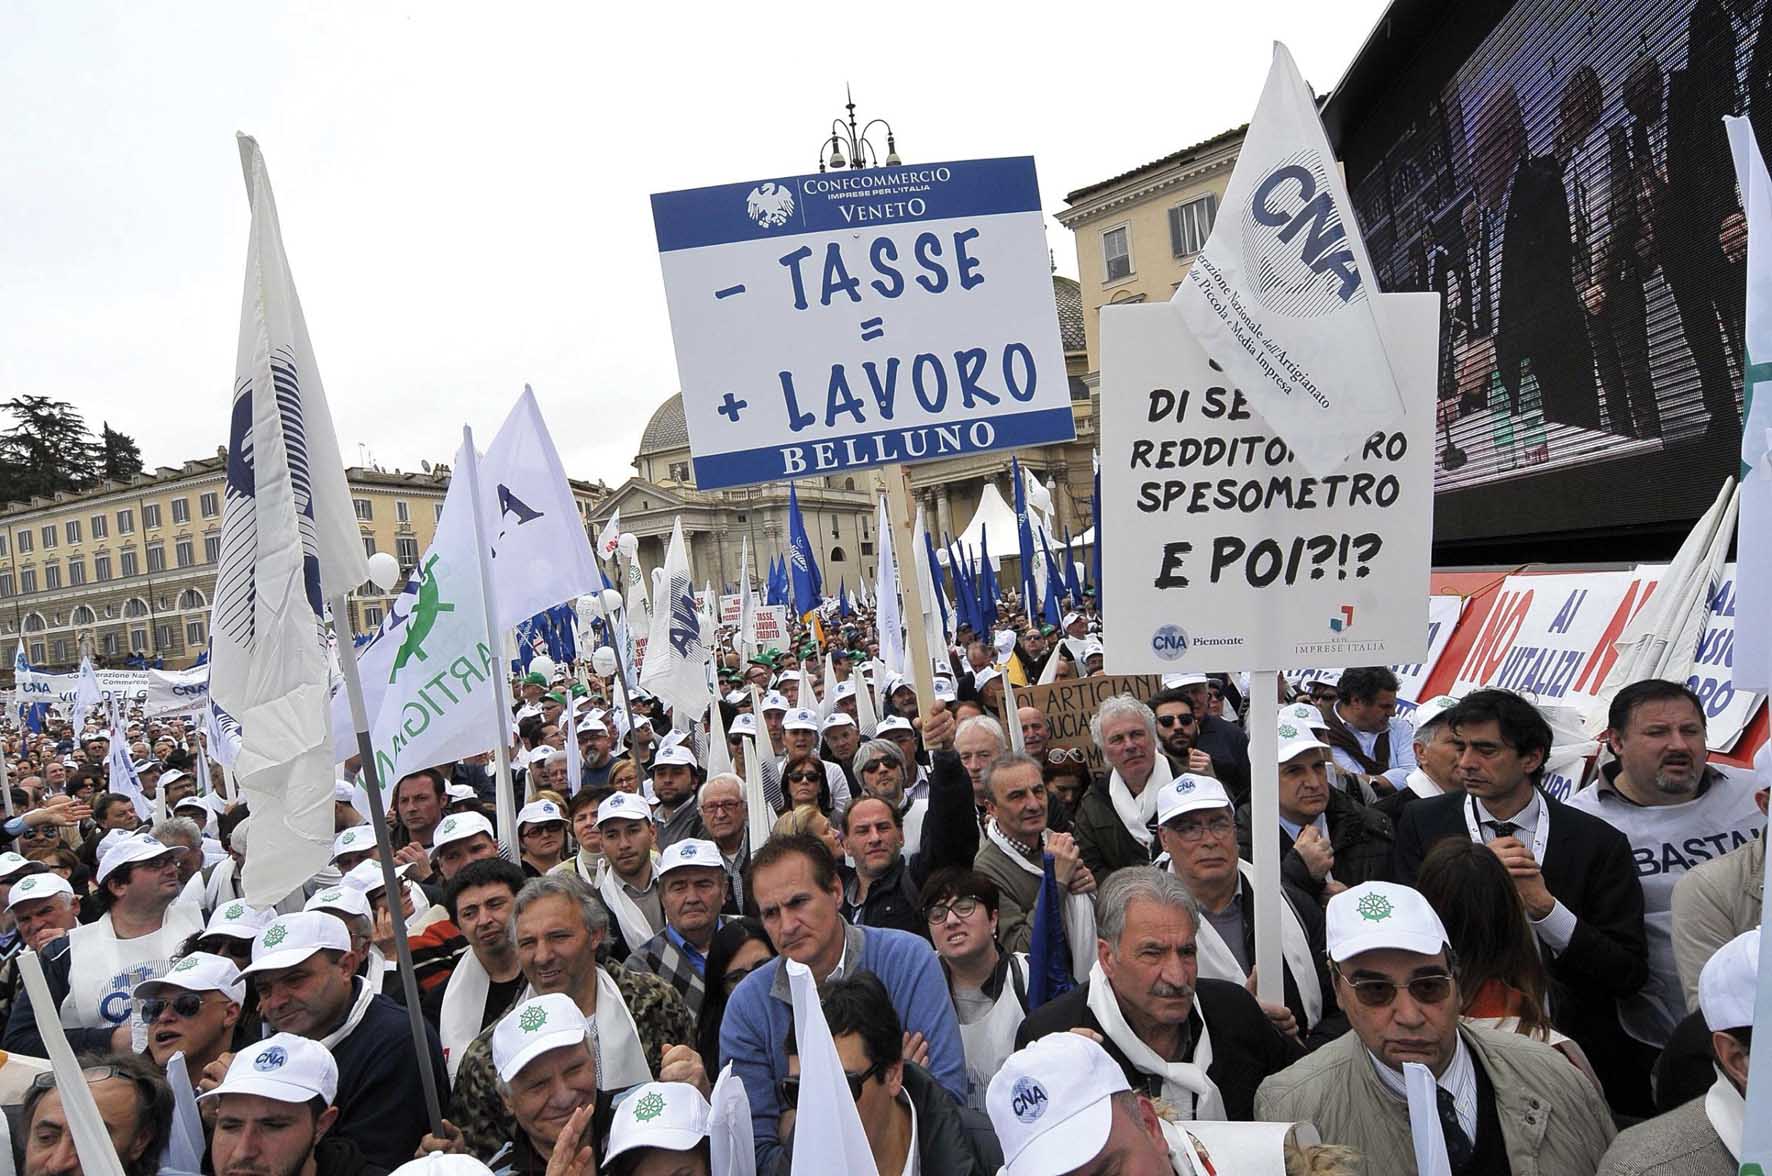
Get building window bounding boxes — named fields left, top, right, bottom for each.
left=123, top=598, right=149, bottom=618
left=42, top=564, right=59, bottom=590
left=147, top=544, right=165, bottom=573
left=129, top=629, right=146, bottom=654
left=22, top=613, right=45, bottom=633
left=362, top=536, right=377, bottom=558
left=668, top=462, right=691, bottom=483
left=362, top=604, right=383, bottom=628
left=67, top=559, right=84, bottom=587
left=28, top=641, right=45, bottom=663
left=860, top=541, right=874, bottom=557
left=396, top=500, right=410, bottom=524
left=72, top=605, right=95, bottom=626
left=1103, top=225, right=1132, bottom=282
left=177, top=588, right=205, bottom=610
left=20, top=569, right=36, bottom=594
left=102, top=632, right=119, bottom=656
left=186, top=619, right=206, bottom=646
left=831, top=516, right=840, bottom=538
left=120, top=550, right=139, bottom=577
left=117, top=508, right=134, bottom=534
left=0, top=574, right=11, bottom=597
left=142, top=503, right=162, bottom=529
left=1168, top=194, right=1217, bottom=258
left=204, top=536, right=220, bottom=563
left=829, top=546, right=847, bottom=563
left=353, top=498, right=373, bottom=521
left=396, top=537, right=419, bottom=567
left=200, top=492, right=219, bottom=518
left=90, top=514, right=107, bottom=539
left=434, top=502, right=445, bottom=521
left=175, top=540, right=193, bottom=568
left=14, top=532, right=27, bottom=554
left=64, top=519, right=81, bottom=544
left=50, top=639, right=67, bottom=663
left=156, top=623, right=175, bottom=651
left=40, top=526, right=55, bottom=550
left=95, top=554, right=111, bottom=582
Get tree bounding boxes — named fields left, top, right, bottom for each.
left=100, top=423, right=143, bottom=481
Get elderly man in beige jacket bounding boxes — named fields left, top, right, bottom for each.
left=1256, top=881, right=1614, bottom=1174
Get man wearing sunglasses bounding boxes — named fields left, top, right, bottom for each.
left=1149, top=689, right=1218, bottom=789
left=1257, top=881, right=1614, bottom=1172
left=135, top=951, right=244, bottom=1087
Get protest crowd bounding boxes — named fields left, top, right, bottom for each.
left=1, top=589, right=1764, bottom=1176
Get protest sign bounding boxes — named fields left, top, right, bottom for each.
left=1392, top=595, right=1465, bottom=711
left=720, top=594, right=742, bottom=625
left=16, top=669, right=147, bottom=713
left=751, top=605, right=790, bottom=650
left=1099, top=294, right=1437, bottom=672
left=651, top=157, right=1075, bottom=489
left=144, top=666, right=210, bottom=719
left=1021, top=673, right=1161, bottom=777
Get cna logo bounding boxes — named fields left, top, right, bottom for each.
left=745, top=183, right=795, bottom=229
left=1329, top=606, right=1355, bottom=633
left=1242, top=148, right=1364, bottom=316
left=1150, top=624, right=1189, bottom=661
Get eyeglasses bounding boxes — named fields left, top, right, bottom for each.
left=777, top=1058, right=888, bottom=1107
left=1335, top=970, right=1456, bottom=1008
left=785, top=771, right=822, bottom=784
left=1155, top=714, right=1197, bottom=729
left=34, top=1065, right=122, bottom=1091
left=722, top=962, right=766, bottom=995
left=1165, top=815, right=1233, bottom=842
left=140, top=992, right=209, bottom=1022
left=1044, top=747, right=1086, bottom=766
left=701, top=800, right=743, bottom=814
left=924, top=896, right=981, bottom=924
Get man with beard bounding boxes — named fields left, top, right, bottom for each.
left=1163, top=673, right=1250, bottom=802
left=648, top=740, right=704, bottom=850
left=203, top=1033, right=376, bottom=1176
left=430, top=857, right=529, bottom=1082
left=1149, top=689, right=1217, bottom=788
left=594, top=792, right=664, bottom=961
left=1567, top=680, right=1760, bottom=1054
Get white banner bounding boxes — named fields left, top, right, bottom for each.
left=15, top=669, right=148, bottom=713
left=1627, top=563, right=1762, bottom=752
left=651, top=157, right=1075, bottom=489
left=1100, top=293, right=1437, bottom=672
left=144, top=666, right=210, bottom=719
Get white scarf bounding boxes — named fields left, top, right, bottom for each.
left=598, top=864, right=659, bottom=952
left=1189, top=862, right=1323, bottom=1029
left=1085, top=959, right=1224, bottom=1120
left=1705, top=1068, right=1744, bottom=1161
left=984, top=820, right=1097, bottom=983
left=1404, top=768, right=1442, bottom=800
left=1108, top=756, right=1172, bottom=849
left=317, top=976, right=380, bottom=1051
left=439, top=949, right=491, bottom=1081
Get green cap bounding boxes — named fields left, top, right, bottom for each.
left=522, top=671, right=548, bottom=687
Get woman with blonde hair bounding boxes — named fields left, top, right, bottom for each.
left=609, top=757, right=638, bottom=794
left=771, top=804, right=841, bottom=861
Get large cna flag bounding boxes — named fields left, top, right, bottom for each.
left=640, top=517, right=712, bottom=719
left=1173, top=43, right=1403, bottom=475
left=211, top=135, right=368, bottom=906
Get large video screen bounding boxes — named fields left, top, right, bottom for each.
left=1334, top=0, right=1753, bottom=553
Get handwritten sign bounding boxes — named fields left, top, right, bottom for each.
left=651, top=157, right=1076, bottom=489
left=1021, top=674, right=1162, bottom=777
left=751, top=605, right=791, bottom=650
left=1098, top=294, right=1437, bottom=671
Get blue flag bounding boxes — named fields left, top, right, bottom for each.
left=1063, top=525, right=1083, bottom=611
left=978, top=527, right=999, bottom=632
left=1012, top=457, right=1041, bottom=618
left=1027, top=852, right=1077, bottom=1009
left=839, top=580, right=852, bottom=619
left=787, top=482, right=823, bottom=617
left=1039, top=527, right=1066, bottom=626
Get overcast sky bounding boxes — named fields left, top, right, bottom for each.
left=0, top=1, right=1390, bottom=488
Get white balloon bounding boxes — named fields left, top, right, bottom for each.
left=366, top=552, right=402, bottom=593
left=581, top=594, right=604, bottom=619
left=600, top=588, right=624, bottom=615
left=618, top=533, right=640, bottom=560
left=530, top=656, right=558, bottom=682
left=591, top=648, right=619, bottom=677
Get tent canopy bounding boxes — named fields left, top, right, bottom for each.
left=939, top=483, right=1056, bottom=566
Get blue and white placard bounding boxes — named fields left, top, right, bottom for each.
left=651, top=157, right=1076, bottom=490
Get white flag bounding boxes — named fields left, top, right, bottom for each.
left=873, top=498, right=906, bottom=675
left=787, top=960, right=879, bottom=1176
left=1729, top=116, right=1772, bottom=691
left=1173, top=43, right=1402, bottom=475
left=71, top=656, right=102, bottom=734
left=708, top=1063, right=756, bottom=1176
left=737, top=534, right=757, bottom=660
left=211, top=135, right=367, bottom=907
left=909, top=502, right=946, bottom=680
left=640, top=518, right=712, bottom=720
left=597, top=508, right=622, bottom=561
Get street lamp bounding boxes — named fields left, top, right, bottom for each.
left=817, top=84, right=901, bottom=172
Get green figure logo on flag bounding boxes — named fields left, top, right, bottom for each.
left=390, top=554, right=456, bottom=683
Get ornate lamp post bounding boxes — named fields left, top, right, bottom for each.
left=817, top=85, right=901, bottom=172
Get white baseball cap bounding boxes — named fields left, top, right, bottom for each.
left=1412, top=695, right=1461, bottom=727
left=884, top=673, right=911, bottom=698
left=973, top=667, right=1002, bottom=693
left=333, top=780, right=359, bottom=804
left=1155, top=774, right=1233, bottom=826
left=1700, top=928, right=1761, bottom=1031
left=1082, top=641, right=1105, bottom=661
left=604, top=1081, right=711, bottom=1164
left=6, top=871, right=71, bottom=911
left=199, top=1033, right=339, bottom=1106
left=1279, top=702, right=1330, bottom=732
left=1326, top=882, right=1449, bottom=964
left=0, top=852, right=41, bottom=882
left=597, top=791, right=655, bottom=827
left=135, top=951, right=245, bottom=1004
left=761, top=692, right=790, bottom=713
left=728, top=713, right=759, bottom=738
left=821, top=712, right=856, bottom=733
left=387, top=1158, right=496, bottom=1176
left=1161, top=672, right=1209, bottom=689
left=577, top=715, right=608, bottom=735
left=96, top=832, right=186, bottom=885
left=159, top=769, right=189, bottom=791
left=492, top=992, right=590, bottom=1083
left=242, top=911, right=354, bottom=975
left=833, top=680, right=856, bottom=701
left=204, top=901, right=276, bottom=942
left=433, top=812, right=496, bottom=851
left=774, top=670, right=803, bottom=684
left=1062, top=611, right=1083, bottom=628
left=783, top=708, right=819, bottom=732
left=652, top=742, right=698, bottom=769
left=517, top=800, right=566, bottom=830
left=988, top=1032, right=1130, bottom=1176
left=331, top=825, right=376, bottom=862
left=657, top=838, right=724, bottom=877
left=444, top=783, right=478, bottom=803
left=1276, top=719, right=1330, bottom=765
left=304, top=885, right=371, bottom=921
left=342, top=858, right=412, bottom=896
left=876, top=716, right=913, bottom=737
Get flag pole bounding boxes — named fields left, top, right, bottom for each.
left=327, top=591, right=446, bottom=1137
left=1248, top=670, right=1283, bottom=1006
left=603, top=552, right=648, bottom=789
left=459, top=426, right=521, bottom=862
left=881, top=466, right=937, bottom=714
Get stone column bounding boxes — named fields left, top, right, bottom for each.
left=935, top=484, right=953, bottom=541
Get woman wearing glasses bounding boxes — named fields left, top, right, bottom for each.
left=917, top=868, right=1028, bottom=1112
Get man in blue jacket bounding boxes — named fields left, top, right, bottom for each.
left=721, top=831, right=966, bottom=1173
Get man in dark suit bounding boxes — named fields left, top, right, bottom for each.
left=1014, top=866, right=1302, bottom=1122
left=1391, top=689, right=1652, bottom=1115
